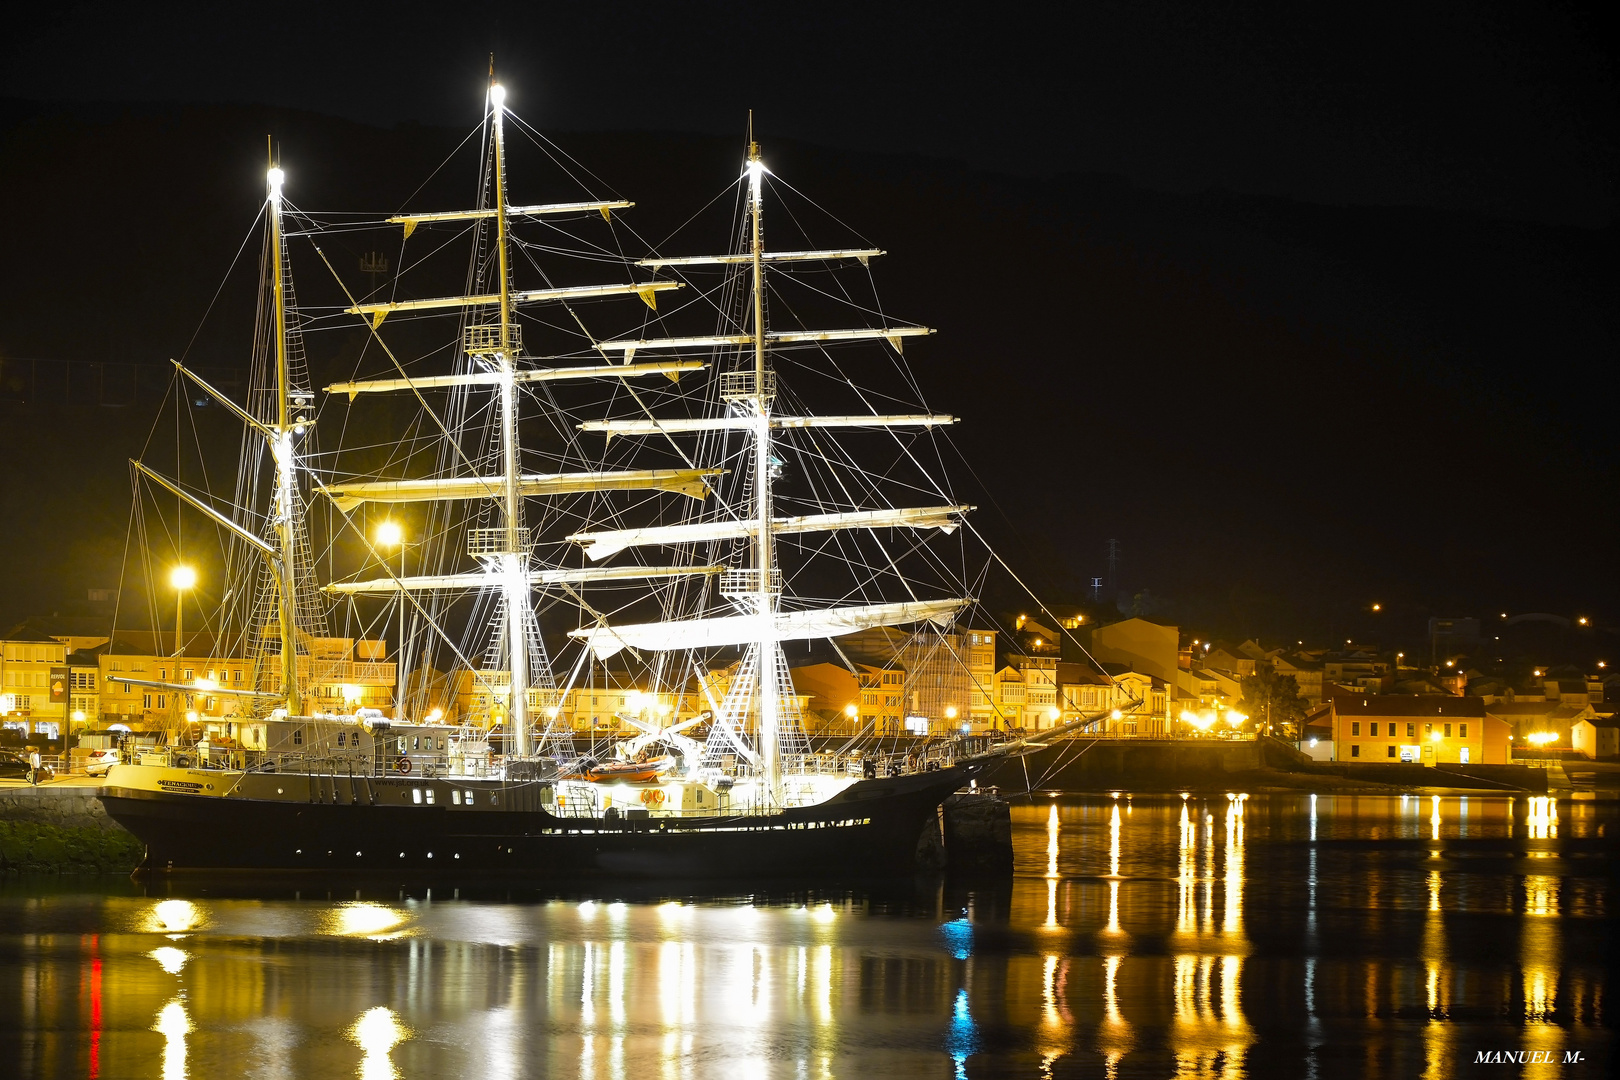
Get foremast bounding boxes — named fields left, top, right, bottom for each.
left=267, top=165, right=301, bottom=716
left=745, top=142, right=782, bottom=803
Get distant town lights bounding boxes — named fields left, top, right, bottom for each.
left=1372, top=603, right=1381, bottom=612
left=1578, top=616, right=1589, bottom=626
left=845, top=703, right=858, bottom=718
left=340, top=684, right=363, bottom=704
left=1526, top=731, right=1558, bottom=746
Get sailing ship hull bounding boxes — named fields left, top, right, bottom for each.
left=100, top=762, right=985, bottom=877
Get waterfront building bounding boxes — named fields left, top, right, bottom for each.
left=1086, top=617, right=1180, bottom=683
left=0, top=630, right=69, bottom=740
left=1328, top=694, right=1508, bottom=765
left=97, top=634, right=392, bottom=731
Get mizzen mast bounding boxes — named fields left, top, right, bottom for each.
left=488, top=82, right=535, bottom=759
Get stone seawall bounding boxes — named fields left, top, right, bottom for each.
left=985, top=738, right=1268, bottom=792
left=0, top=783, right=126, bottom=832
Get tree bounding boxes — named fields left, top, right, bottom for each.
left=1239, top=666, right=1311, bottom=738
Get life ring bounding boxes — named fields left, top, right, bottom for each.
left=397, top=757, right=412, bottom=775
left=639, top=788, right=666, bottom=806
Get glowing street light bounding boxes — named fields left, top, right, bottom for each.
left=170, top=565, right=196, bottom=658
left=845, top=703, right=859, bottom=719
left=375, top=522, right=406, bottom=716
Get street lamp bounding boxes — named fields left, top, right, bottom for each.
left=169, top=565, right=196, bottom=658
left=376, top=522, right=406, bottom=717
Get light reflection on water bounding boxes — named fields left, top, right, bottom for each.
left=0, top=793, right=1613, bottom=1078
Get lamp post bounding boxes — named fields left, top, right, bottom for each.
left=169, top=565, right=196, bottom=659
left=376, top=521, right=405, bottom=718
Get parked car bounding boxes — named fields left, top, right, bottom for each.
left=83, top=747, right=120, bottom=776
left=0, top=750, right=51, bottom=782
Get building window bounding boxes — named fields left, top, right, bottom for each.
left=1387, top=745, right=1397, bottom=758
left=1369, top=722, right=1379, bottom=737
left=1426, top=723, right=1433, bottom=735
left=1444, top=723, right=1452, bottom=738
left=293, top=730, right=303, bottom=745
left=1351, top=745, right=1361, bottom=758
left=1460, top=724, right=1468, bottom=738
left=1351, top=722, right=1360, bottom=736
left=1407, top=723, right=1416, bottom=738
left=156, top=695, right=166, bottom=710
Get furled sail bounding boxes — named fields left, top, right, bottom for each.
left=326, top=565, right=721, bottom=595
left=324, top=470, right=718, bottom=511
left=579, top=414, right=955, bottom=436
left=568, top=505, right=972, bottom=561
left=569, top=598, right=970, bottom=660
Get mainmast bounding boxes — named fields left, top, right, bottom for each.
left=490, top=83, right=532, bottom=758
left=747, top=141, right=781, bottom=804
left=267, top=164, right=301, bottom=716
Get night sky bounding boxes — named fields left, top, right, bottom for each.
left=1, top=1, right=1614, bottom=648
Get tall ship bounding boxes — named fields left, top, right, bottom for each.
left=100, top=80, right=1096, bottom=876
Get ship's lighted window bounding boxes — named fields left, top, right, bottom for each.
left=453, top=790, right=461, bottom=805
left=337, top=732, right=346, bottom=748
left=425, top=789, right=435, bottom=805
left=466, top=791, right=475, bottom=805
left=293, top=729, right=303, bottom=745
left=412, top=789, right=422, bottom=804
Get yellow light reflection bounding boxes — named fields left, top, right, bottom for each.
left=1107, top=878, right=1121, bottom=935
left=348, top=1006, right=409, bottom=1080
left=153, top=999, right=191, bottom=1080
left=1527, top=797, right=1558, bottom=839
left=149, top=946, right=188, bottom=975
left=328, top=903, right=404, bottom=938
left=151, top=900, right=200, bottom=934
left=1222, top=798, right=1244, bottom=936
left=1109, top=802, right=1121, bottom=878
left=1178, top=802, right=1197, bottom=934
left=1171, top=953, right=1252, bottom=1071
left=1431, top=795, right=1442, bottom=841
left=1038, top=953, right=1069, bottom=1076
left=609, top=940, right=626, bottom=1027
left=1525, top=874, right=1558, bottom=918
left=1046, top=802, right=1059, bottom=879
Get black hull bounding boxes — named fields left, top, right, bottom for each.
left=101, top=763, right=984, bottom=878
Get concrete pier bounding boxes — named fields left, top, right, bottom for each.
left=0, top=779, right=123, bottom=832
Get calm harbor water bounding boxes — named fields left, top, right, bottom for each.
left=1, top=793, right=1613, bottom=1079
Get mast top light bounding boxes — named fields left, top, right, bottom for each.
left=489, top=84, right=507, bottom=109
left=267, top=167, right=285, bottom=196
